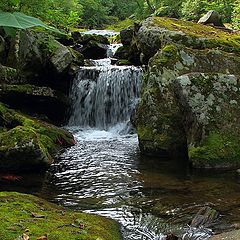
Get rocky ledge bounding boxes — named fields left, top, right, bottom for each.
left=123, top=16, right=240, bottom=169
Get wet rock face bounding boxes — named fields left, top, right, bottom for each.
left=71, top=33, right=109, bottom=59
left=133, top=17, right=240, bottom=168
left=0, top=84, right=70, bottom=125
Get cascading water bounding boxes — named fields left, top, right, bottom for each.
left=68, top=65, right=142, bottom=131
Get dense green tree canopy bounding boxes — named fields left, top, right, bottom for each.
left=0, top=0, right=239, bottom=29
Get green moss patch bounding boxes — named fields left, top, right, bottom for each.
left=0, top=103, right=74, bottom=171
left=0, top=192, right=121, bottom=240
left=152, top=17, right=240, bottom=54
left=107, top=19, right=134, bottom=32
left=189, top=131, right=240, bottom=168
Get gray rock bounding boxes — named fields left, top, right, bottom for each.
left=50, top=40, right=73, bottom=75
left=198, top=10, right=225, bottom=27
left=120, top=26, right=134, bottom=45
left=135, top=43, right=240, bottom=167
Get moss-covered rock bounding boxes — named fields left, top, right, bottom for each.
left=5, top=30, right=77, bottom=92
left=174, top=73, right=240, bottom=168
left=0, top=103, right=75, bottom=171
left=135, top=42, right=240, bottom=168
left=134, top=17, right=240, bottom=64
left=0, top=192, right=121, bottom=240
left=114, top=46, right=130, bottom=60
left=0, top=84, right=70, bottom=125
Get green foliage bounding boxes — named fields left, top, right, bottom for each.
left=232, top=0, right=240, bottom=29
left=181, top=0, right=205, bottom=21
left=0, top=0, right=239, bottom=30
left=0, top=11, right=61, bottom=37
left=181, top=0, right=236, bottom=23
left=0, top=0, right=83, bottom=30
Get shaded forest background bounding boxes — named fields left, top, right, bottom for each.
left=0, top=0, right=239, bottom=30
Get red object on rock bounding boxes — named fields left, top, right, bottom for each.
left=0, top=175, right=22, bottom=181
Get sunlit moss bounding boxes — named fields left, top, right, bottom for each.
left=0, top=192, right=121, bottom=240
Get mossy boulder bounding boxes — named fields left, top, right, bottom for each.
left=6, top=30, right=76, bottom=92
left=174, top=73, right=240, bottom=168
left=0, top=192, right=121, bottom=240
left=0, top=84, right=70, bottom=125
left=0, top=103, right=75, bottom=171
left=135, top=42, right=240, bottom=168
left=133, top=17, right=240, bottom=64
left=71, top=33, right=109, bottom=59
left=120, top=26, right=134, bottom=45
left=113, top=45, right=131, bottom=63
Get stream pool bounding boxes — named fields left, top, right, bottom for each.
left=2, top=127, right=239, bottom=239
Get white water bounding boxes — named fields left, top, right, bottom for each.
left=68, top=62, right=142, bottom=131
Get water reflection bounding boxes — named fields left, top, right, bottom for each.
left=41, top=129, right=240, bottom=239
left=1, top=128, right=239, bottom=239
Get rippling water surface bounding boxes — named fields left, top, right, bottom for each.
left=37, top=127, right=240, bottom=240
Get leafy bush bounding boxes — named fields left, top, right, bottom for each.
left=232, top=0, right=240, bottom=29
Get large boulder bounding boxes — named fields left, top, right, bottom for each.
left=0, top=84, right=70, bottom=125
left=135, top=37, right=240, bottom=167
left=49, top=40, right=73, bottom=76
left=132, top=17, right=240, bottom=64
left=120, top=26, right=134, bottom=45
left=6, top=30, right=76, bottom=92
left=0, top=103, right=75, bottom=171
left=133, top=17, right=240, bottom=168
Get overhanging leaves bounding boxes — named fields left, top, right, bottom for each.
left=0, top=11, right=63, bottom=34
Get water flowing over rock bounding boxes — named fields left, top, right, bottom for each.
left=68, top=64, right=142, bottom=130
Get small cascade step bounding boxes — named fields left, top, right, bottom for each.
left=68, top=65, right=142, bottom=130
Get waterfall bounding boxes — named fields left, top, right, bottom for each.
left=68, top=59, right=142, bottom=130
